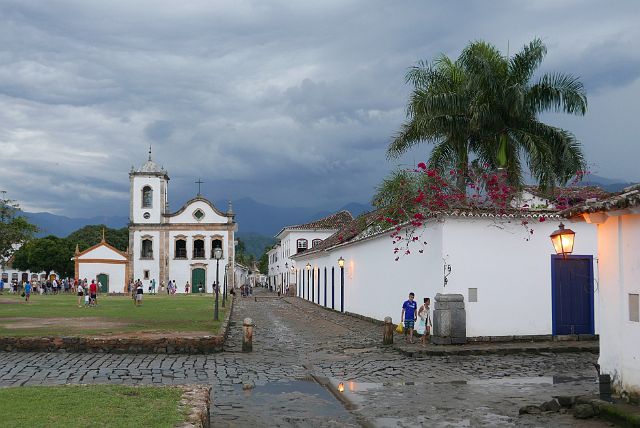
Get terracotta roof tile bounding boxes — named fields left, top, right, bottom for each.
left=561, top=183, right=640, bottom=217
left=523, top=185, right=611, bottom=207
left=276, top=210, right=353, bottom=237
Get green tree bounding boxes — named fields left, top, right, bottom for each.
left=66, top=225, right=129, bottom=252
left=0, top=191, right=38, bottom=268
left=389, top=38, right=587, bottom=190
left=12, top=236, right=75, bottom=278
left=258, top=245, right=270, bottom=274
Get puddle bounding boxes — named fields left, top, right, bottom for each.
left=233, top=380, right=355, bottom=419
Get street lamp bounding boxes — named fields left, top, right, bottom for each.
left=550, top=223, right=575, bottom=257
left=222, top=263, right=228, bottom=308
left=338, top=257, right=345, bottom=312
left=306, top=263, right=311, bottom=301
left=213, top=247, right=223, bottom=321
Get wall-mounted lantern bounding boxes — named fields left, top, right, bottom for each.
left=550, top=223, right=575, bottom=257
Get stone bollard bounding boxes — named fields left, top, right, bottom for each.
left=242, top=318, right=253, bottom=352
left=383, top=317, right=394, bottom=345
left=432, top=293, right=466, bottom=345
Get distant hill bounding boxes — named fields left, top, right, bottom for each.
left=578, top=174, right=635, bottom=193
left=23, top=211, right=128, bottom=238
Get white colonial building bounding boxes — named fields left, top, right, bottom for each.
left=70, top=150, right=236, bottom=293
left=267, top=211, right=353, bottom=293
left=291, top=203, right=600, bottom=338
left=127, top=151, right=236, bottom=293
left=564, top=184, right=640, bottom=398
left=75, top=240, right=127, bottom=293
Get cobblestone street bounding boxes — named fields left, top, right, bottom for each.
left=0, top=290, right=608, bottom=427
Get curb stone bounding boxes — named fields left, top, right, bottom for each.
left=176, top=385, right=211, bottom=428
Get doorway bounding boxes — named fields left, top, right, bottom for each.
left=551, top=255, right=594, bottom=335
left=191, top=268, right=206, bottom=293
left=97, top=274, right=109, bottom=293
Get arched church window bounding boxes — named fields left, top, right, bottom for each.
left=142, top=186, right=153, bottom=208
left=296, top=239, right=308, bottom=253
left=175, top=239, right=187, bottom=259
left=193, top=239, right=205, bottom=259
left=141, top=239, right=153, bottom=259
left=211, top=239, right=223, bottom=258
left=312, top=239, right=322, bottom=248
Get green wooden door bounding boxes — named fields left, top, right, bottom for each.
left=192, top=268, right=205, bottom=293
left=97, top=274, right=109, bottom=293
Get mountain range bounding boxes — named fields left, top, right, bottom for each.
left=22, top=199, right=373, bottom=257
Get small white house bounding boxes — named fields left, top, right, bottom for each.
left=291, top=207, right=599, bottom=338
left=268, top=211, right=353, bottom=291
left=564, top=184, right=640, bottom=397
left=74, top=240, right=128, bottom=293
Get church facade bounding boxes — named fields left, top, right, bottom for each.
left=78, top=151, right=237, bottom=294
left=127, top=152, right=236, bottom=293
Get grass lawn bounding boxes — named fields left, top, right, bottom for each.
left=0, top=385, right=188, bottom=428
left=0, top=293, right=229, bottom=337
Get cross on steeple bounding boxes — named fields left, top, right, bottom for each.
left=148, top=145, right=152, bottom=161
left=195, top=178, right=204, bottom=196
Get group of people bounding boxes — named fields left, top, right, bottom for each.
left=76, top=279, right=99, bottom=307
left=401, top=292, right=433, bottom=346
left=0, top=277, right=81, bottom=296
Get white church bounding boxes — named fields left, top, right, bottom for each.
left=75, top=150, right=236, bottom=293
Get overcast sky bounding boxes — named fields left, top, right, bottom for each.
left=1, top=0, right=639, bottom=217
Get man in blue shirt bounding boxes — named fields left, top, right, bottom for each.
left=401, top=292, right=418, bottom=344
left=24, top=281, right=32, bottom=302
left=0, top=278, right=4, bottom=294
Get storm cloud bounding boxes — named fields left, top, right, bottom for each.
left=0, top=0, right=638, bottom=217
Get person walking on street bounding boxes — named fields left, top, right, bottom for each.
left=135, top=281, right=144, bottom=306
left=418, top=297, right=432, bottom=346
left=401, top=292, right=418, bottom=344
left=89, top=279, right=98, bottom=307
left=77, top=282, right=85, bottom=308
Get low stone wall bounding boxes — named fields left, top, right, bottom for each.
left=177, top=385, right=211, bottom=428
left=0, top=296, right=235, bottom=354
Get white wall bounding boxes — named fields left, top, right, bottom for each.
left=78, top=263, right=126, bottom=293
left=597, top=214, right=640, bottom=396
left=293, top=216, right=599, bottom=338
left=167, top=200, right=227, bottom=224
left=294, top=220, right=443, bottom=322
left=442, top=217, right=598, bottom=337
left=132, top=230, right=161, bottom=287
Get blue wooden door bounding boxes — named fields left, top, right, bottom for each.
left=551, top=255, right=594, bottom=335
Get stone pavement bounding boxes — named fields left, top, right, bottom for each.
left=0, top=289, right=610, bottom=427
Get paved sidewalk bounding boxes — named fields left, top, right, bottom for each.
left=393, top=338, right=599, bottom=356
left=0, top=289, right=609, bottom=427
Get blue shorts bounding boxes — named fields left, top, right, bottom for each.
left=404, top=320, right=415, bottom=330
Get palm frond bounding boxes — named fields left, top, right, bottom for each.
left=528, top=72, right=588, bottom=115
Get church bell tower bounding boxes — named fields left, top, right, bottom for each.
left=129, top=147, right=169, bottom=224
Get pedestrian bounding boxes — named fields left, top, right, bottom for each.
left=77, top=282, right=85, bottom=308
left=89, top=279, right=98, bottom=307
left=160, top=280, right=165, bottom=294
left=150, top=278, right=156, bottom=294
left=0, top=277, right=4, bottom=294
left=185, top=281, right=190, bottom=294
left=23, top=280, right=32, bottom=302
left=401, top=292, right=418, bottom=344
left=276, top=284, right=281, bottom=297
left=418, top=297, right=432, bottom=346
left=135, top=281, right=144, bottom=306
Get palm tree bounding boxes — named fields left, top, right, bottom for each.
left=389, top=38, right=588, bottom=191
left=388, top=55, right=473, bottom=191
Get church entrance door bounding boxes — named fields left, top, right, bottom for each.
left=192, top=268, right=205, bottom=293
left=97, top=274, right=109, bottom=293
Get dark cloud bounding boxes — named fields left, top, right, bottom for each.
left=0, top=0, right=638, bottom=217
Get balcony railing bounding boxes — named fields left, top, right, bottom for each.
left=175, top=248, right=187, bottom=259
left=193, top=249, right=206, bottom=259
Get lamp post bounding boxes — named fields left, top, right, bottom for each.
left=285, top=262, right=289, bottom=292
left=222, top=263, right=228, bottom=308
left=550, top=223, right=576, bottom=258
left=338, top=257, right=345, bottom=312
left=290, top=264, right=294, bottom=297
left=213, top=247, right=223, bottom=321
left=306, top=263, right=311, bottom=301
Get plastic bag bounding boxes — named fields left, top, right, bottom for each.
left=416, top=319, right=426, bottom=335
left=395, top=323, right=404, bottom=334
